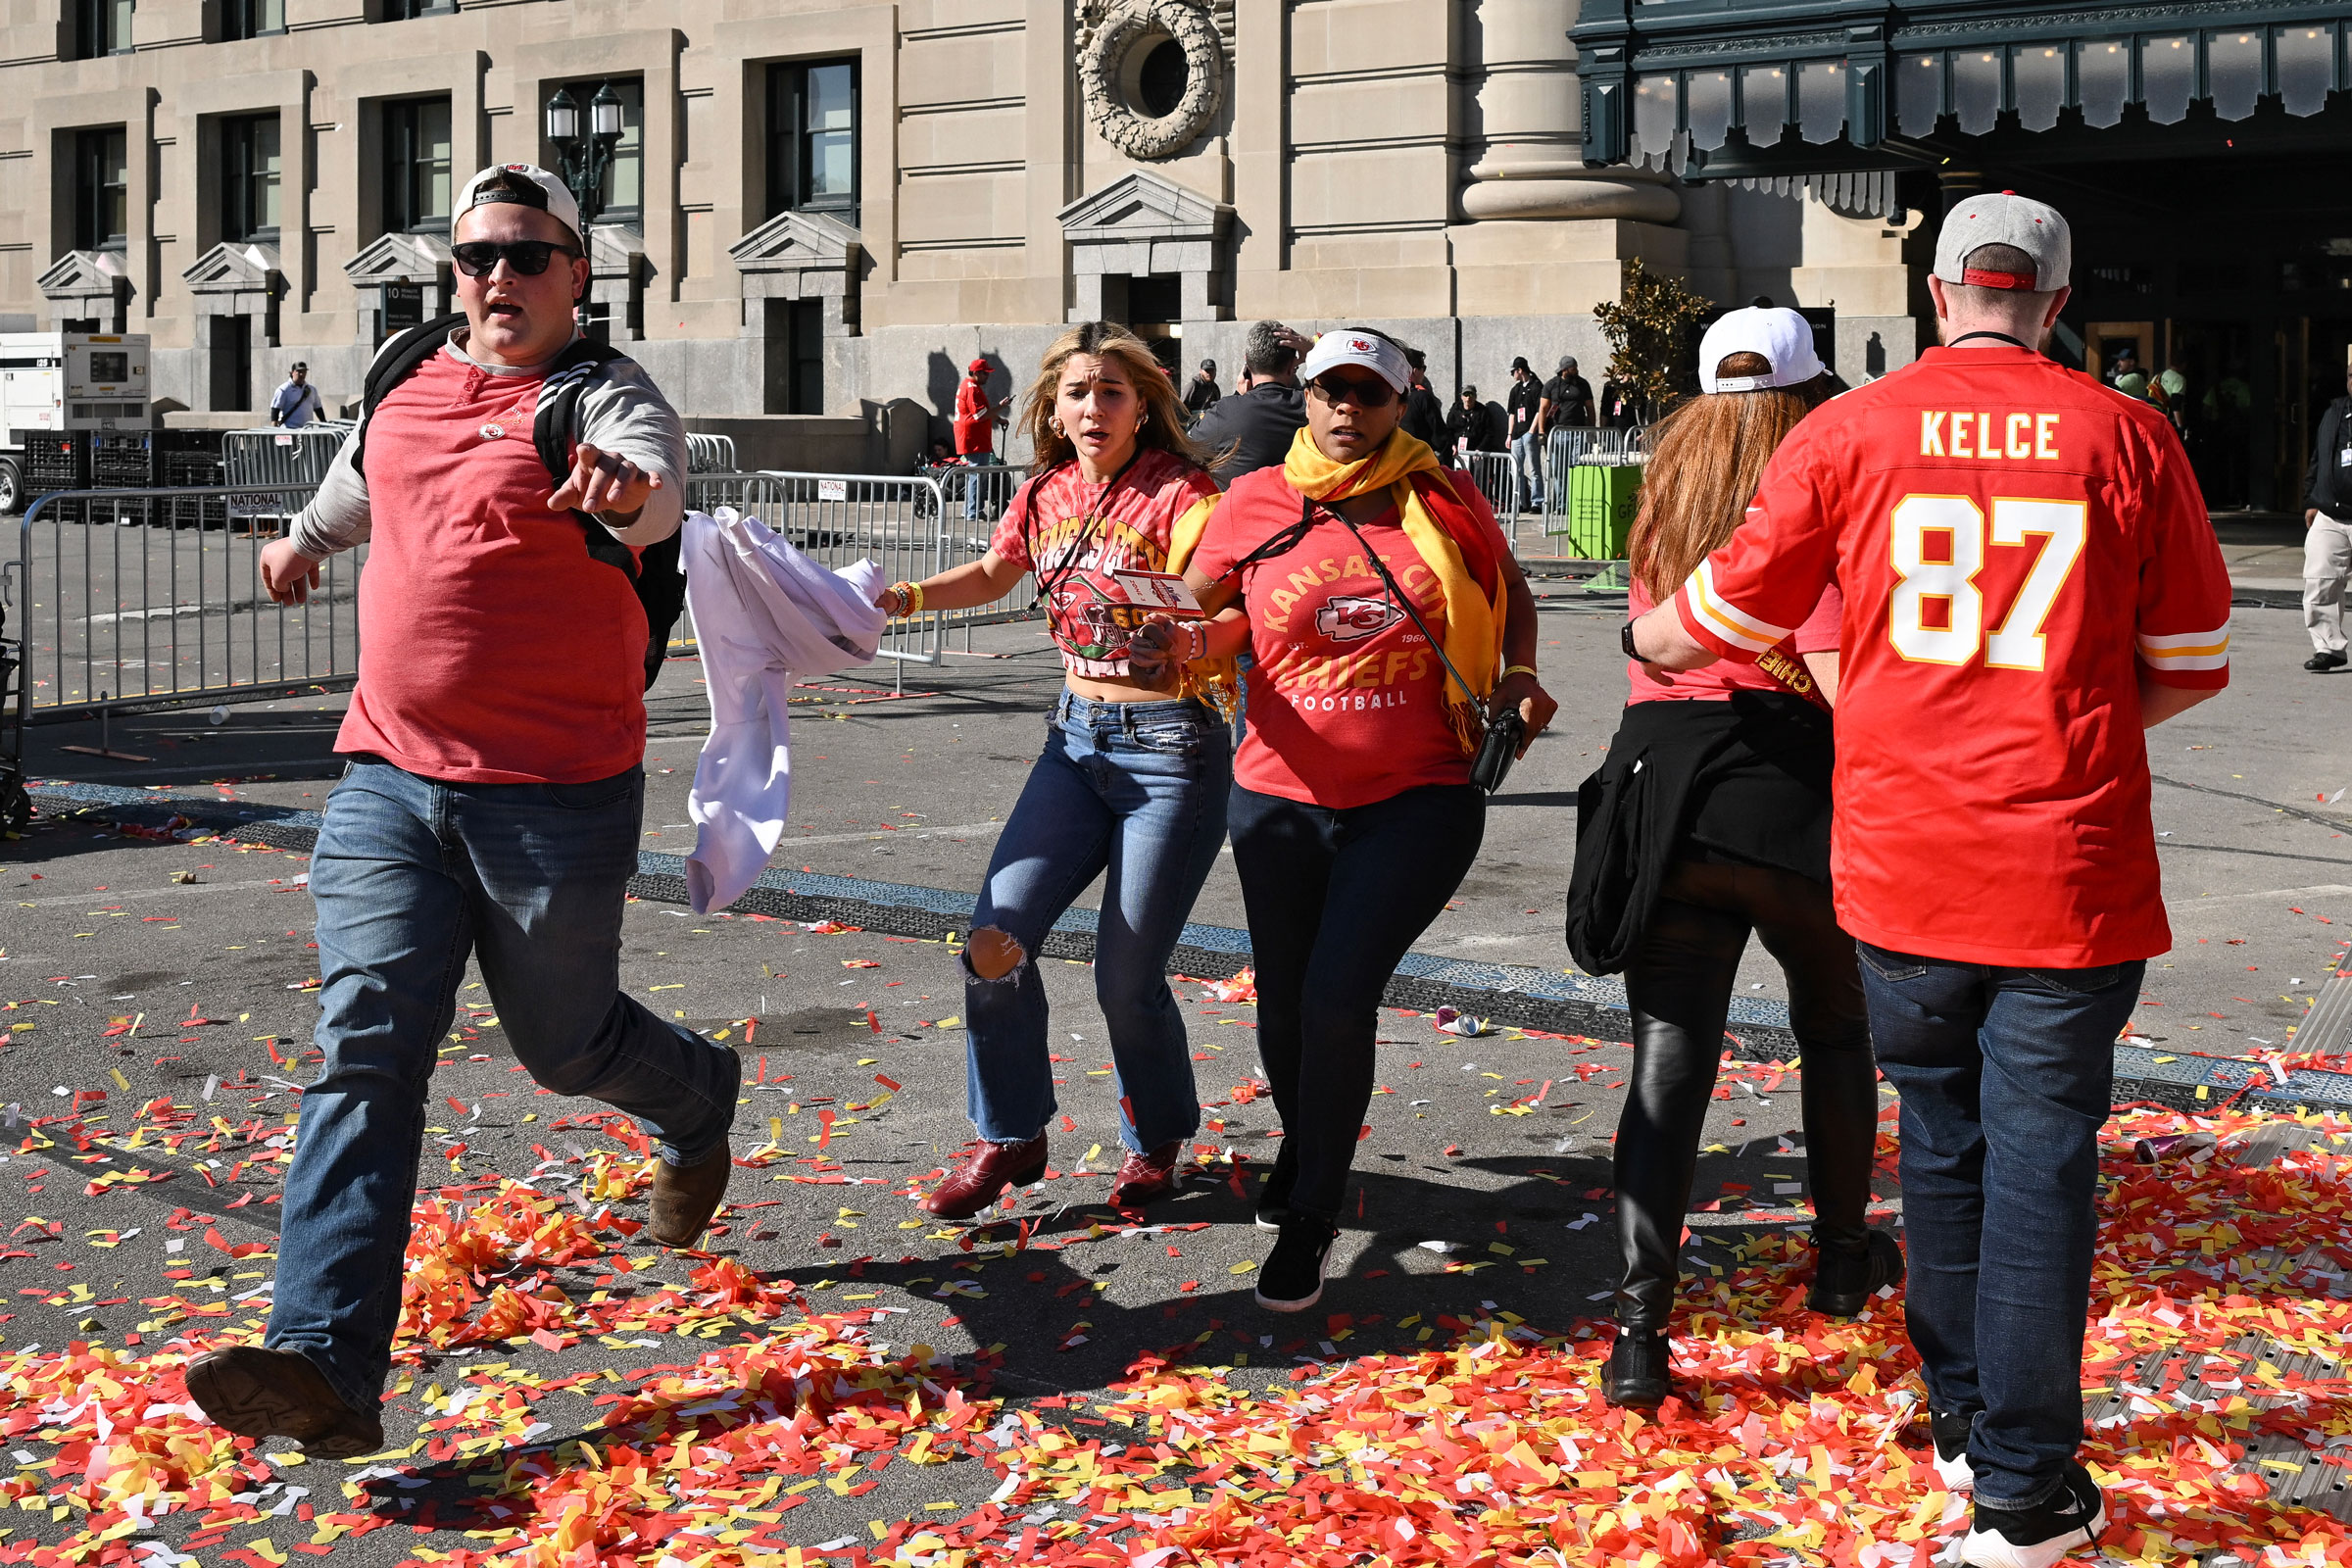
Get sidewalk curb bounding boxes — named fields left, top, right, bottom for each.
left=31, top=780, right=2352, bottom=1115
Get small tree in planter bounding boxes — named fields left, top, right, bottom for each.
left=1593, top=260, right=1713, bottom=425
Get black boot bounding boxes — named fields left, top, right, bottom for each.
left=1809, top=1228, right=1905, bottom=1316
left=1605, top=1323, right=1671, bottom=1409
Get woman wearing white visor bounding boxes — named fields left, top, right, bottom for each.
left=1131, top=326, right=1556, bottom=1310
left=1565, top=307, right=1901, bottom=1408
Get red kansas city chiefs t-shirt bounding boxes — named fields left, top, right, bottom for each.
left=990, top=449, right=1221, bottom=681
left=1192, top=465, right=1511, bottom=809
left=1672, top=345, right=2232, bottom=968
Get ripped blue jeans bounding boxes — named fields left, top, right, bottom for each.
left=960, top=692, right=1230, bottom=1153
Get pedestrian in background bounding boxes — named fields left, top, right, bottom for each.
left=2302, top=350, right=2352, bottom=672
left=874, top=321, right=1230, bottom=1221
left=1399, top=348, right=1446, bottom=455
left=1138, top=326, right=1556, bottom=1313
left=1445, top=383, right=1503, bottom=456
left=1184, top=358, right=1222, bottom=420
left=1539, top=355, right=1593, bottom=435
left=1567, top=307, right=1898, bottom=1413
left=1507, top=358, right=1545, bottom=508
left=1189, top=320, right=1308, bottom=483
left=956, top=357, right=1006, bottom=525
left=270, top=361, right=323, bottom=428
left=1627, top=194, right=2230, bottom=1568
left=185, top=163, right=734, bottom=1458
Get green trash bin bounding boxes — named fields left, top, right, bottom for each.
left=1565, top=461, right=1642, bottom=560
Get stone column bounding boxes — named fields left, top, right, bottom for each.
left=1459, top=0, right=1677, bottom=225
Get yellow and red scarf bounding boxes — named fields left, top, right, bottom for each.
left=1271, top=426, right=1506, bottom=755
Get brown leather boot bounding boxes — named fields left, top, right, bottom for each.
left=184, top=1345, right=384, bottom=1458
left=649, top=1144, right=733, bottom=1249
left=919, top=1136, right=1048, bottom=1219
left=1108, top=1139, right=1188, bottom=1208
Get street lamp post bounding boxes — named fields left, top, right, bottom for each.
left=543, top=80, right=623, bottom=323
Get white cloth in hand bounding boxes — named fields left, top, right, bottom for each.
left=680, top=507, right=888, bottom=913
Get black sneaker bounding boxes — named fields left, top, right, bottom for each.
left=1253, top=1217, right=1339, bottom=1312
left=1930, top=1406, right=1978, bottom=1492
left=1809, top=1228, right=1905, bottom=1316
left=1960, top=1461, right=2105, bottom=1568
left=2306, top=649, right=2348, bottom=672
left=1603, top=1324, right=1670, bottom=1409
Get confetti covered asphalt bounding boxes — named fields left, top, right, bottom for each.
left=2, top=607, right=2349, bottom=1566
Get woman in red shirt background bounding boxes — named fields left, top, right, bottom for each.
left=1135, top=327, right=1557, bottom=1311
left=1563, top=307, right=1899, bottom=1410
left=876, top=323, right=1228, bottom=1221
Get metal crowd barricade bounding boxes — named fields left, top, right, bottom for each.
left=685, top=432, right=737, bottom=474
left=1541, top=425, right=1644, bottom=536
left=683, top=470, right=949, bottom=675
left=917, top=462, right=1036, bottom=642
left=15, top=482, right=356, bottom=723
left=222, top=424, right=353, bottom=532
left=1458, top=449, right=1522, bottom=536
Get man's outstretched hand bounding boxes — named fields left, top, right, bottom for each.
left=549, top=442, right=662, bottom=519
left=259, top=537, right=323, bottom=605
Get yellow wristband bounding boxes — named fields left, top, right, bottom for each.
left=1502, top=663, right=1539, bottom=680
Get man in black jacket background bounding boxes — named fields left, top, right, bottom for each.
left=2303, top=352, right=2352, bottom=672
left=1190, top=320, right=1308, bottom=482
left=1445, top=384, right=1505, bottom=456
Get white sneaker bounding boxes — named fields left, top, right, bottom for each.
left=1959, top=1462, right=2105, bottom=1568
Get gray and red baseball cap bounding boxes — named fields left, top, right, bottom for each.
left=1934, top=191, right=2071, bottom=292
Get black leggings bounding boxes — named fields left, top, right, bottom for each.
left=1613, top=859, right=1878, bottom=1327
left=1230, top=782, right=1486, bottom=1224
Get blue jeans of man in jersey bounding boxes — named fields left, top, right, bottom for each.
left=960, top=693, right=1230, bottom=1154
left=265, top=760, right=741, bottom=1414
left=1857, top=943, right=2143, bottom=1511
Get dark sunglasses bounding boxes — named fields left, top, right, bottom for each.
left=1306, top=373, right=1398, bottom=409
left=450, top=240, right=581, bottom=278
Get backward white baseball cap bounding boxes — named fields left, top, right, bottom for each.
left=1298, top=328, right=1412, bottom=395
left=1933, top=190, right=2072, bottom=292
left=1697, top=307, right=1824, bottom=393
left=454, top=164, right=584, bottom=243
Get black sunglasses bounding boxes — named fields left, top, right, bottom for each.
left=1306, top=373, right=1398, bottom=410
left=451, top=240, right=581, bottom=278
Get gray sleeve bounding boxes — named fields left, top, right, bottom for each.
left=287, top=421, right=372, bottom=560
left=577, top=359, right=687, bottom=547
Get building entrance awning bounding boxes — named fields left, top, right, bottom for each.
left=1572, top=1, right=2351, bottom=215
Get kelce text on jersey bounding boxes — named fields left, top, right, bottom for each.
left=1919, top=412, right=2062, bottom=461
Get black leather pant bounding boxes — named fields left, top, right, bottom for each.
left=1612, top=860, right=1878, bottom=1328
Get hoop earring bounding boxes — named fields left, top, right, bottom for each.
left=1137, top=412, right=1149, bottom=429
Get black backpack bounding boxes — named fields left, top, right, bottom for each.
left=352, top=311, right=687, bottom=692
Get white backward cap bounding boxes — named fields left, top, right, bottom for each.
left=1697, top=307, right=1824, bottom=394
left=453, top=163, right=583, bottom=243
left=1298, top=328, right=1411, bottom=395
left=1932, top=190, right=2071, bottom=292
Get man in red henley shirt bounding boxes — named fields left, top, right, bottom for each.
left=183, top=165, right=740, bottom=1457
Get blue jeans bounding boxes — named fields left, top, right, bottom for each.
left=1511, top=426, right=1545, bottom=507
left=267, top=760, right=741, bottom=1412
left=1857, top=943, right=2143, bottom=1510
left=963, top=693, right=1230, bottom=1152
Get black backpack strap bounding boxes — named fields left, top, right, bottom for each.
left=529, top=337, right=638, bottom=581
left=350, top=311, right=468, bottom=477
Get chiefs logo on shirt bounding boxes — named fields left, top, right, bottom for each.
left=1315, top=595, right=1401, bottom=642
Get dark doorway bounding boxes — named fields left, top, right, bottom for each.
left=1125, top=273, right=1184, bottom=373
left=788, top=299, right=824, bottom=414
left=208, top=316, right=252, bottom=412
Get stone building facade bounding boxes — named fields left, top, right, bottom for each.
left=0, top=0, right=1920, bottom=457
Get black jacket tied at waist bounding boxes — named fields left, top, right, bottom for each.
left=1564, top=691, right=1835, bottom=976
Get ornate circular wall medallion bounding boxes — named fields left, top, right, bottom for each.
left=1077, top=0, right=1226, bottom=162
